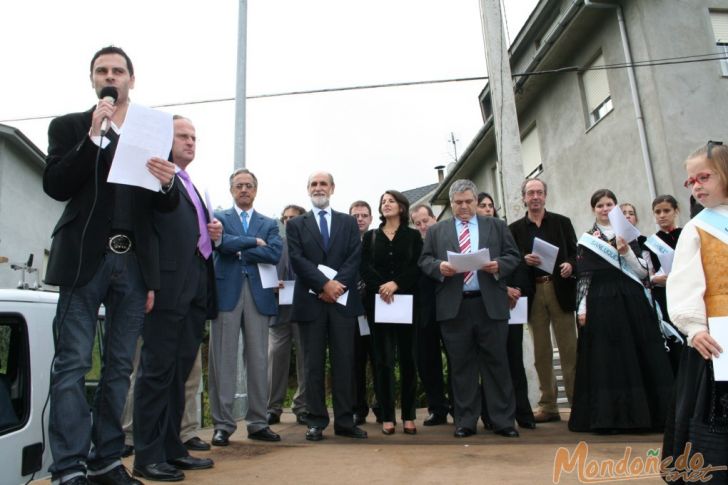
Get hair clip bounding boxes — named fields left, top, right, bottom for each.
left=707, top=140, right=723, bottom=159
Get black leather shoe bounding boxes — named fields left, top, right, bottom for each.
left=334, top=425, right=368, bottom=439
left=306, top=426, right=324, bottom=441
left=168, top=455, right=214, bottom=470
left=88, top=465, right=143, bottom=485
left=454, top=427, right=475, bottom=438
left=133, top=463, right=184, bottom=482
left=517, top=420, right=537, bottom=430
left=211, top=429, right=230, bottom=447
left=266, top=412, right=281, bottom=425
left=353, top=413, right=366, bottom=426
left=495, top=426, right=520, bottom=438
left=423, top=413, right=447, bottom=426
left=64, top=477, right=90, bottom=485
left=184, top=436, right=211, bottom=451
left=296, top=412, right=309, bottom=425
left=248, top=427, right=281, bottom=442
left=121, top=444, right=135, bottom=458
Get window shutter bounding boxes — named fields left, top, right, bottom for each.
left=583, top=54, right=610, bottom=114
left=711, top=11, right=728, bottom=44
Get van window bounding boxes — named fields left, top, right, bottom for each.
left=0, top=315, right=30, bottom=434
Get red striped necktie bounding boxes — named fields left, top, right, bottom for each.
left=459, top=220, right=474, bottom=285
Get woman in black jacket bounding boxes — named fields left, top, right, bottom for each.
left=361, top=190, right=422, bottom=435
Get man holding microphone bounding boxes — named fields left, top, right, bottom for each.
left=43, top=46, right=178, bottom=485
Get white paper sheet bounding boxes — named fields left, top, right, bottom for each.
left=710, top=316, right=728, bottom=381
left=107, top=103, right=174, bottom=191
left=278, top=280, right=295, bottom=305
left=204, top=189, right=214, bottom=221
left=532, top=237, right=559, bottom=275
left=508, top=297, right=528, bottom=324
left=258, top=263, right=279, bottom=289
left=358, top=315, right=371, bottom=336
left=608, top=206, right=641, bottom=243
left=447, top=248, right=491, bottom=273
left=374, top=294, right=413, bottom=324
left=307, top=264, right=349, bottom=305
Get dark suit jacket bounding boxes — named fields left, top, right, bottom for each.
left=508, top=210, right=577, bottom=313
left=286, top=209, right=364, bottom=321
left=360, top=226, right=422, bottom=322
left=419, top=215, right=520, bottom=322
left=273, top=235, right=295, bottom=326
left=214, top=208, right=282, bottom=315
left=43, top=108, right=179, bottom=289
left=153, top=173, right=217, bottom=319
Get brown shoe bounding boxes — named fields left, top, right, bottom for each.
left=533, top=410, right=561, bottom=423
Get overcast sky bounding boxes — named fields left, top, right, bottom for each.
left=1, top=0, right=538, bottom=220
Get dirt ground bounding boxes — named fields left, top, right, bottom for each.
left=35, top=409, right=670, bottom=485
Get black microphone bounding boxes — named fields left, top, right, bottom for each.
left=98, top=86, right=119, bottom=136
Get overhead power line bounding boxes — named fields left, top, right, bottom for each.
left=2, top=51, right=726, bottom=124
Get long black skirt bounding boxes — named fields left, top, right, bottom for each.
left=569, top=269, right=674, bottom=432
left=662, top=347, right=728, bottom=484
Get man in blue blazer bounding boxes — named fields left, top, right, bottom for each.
left=208, top=169, right=283, bottom=446
left=286, top=171, right=367, bottom=441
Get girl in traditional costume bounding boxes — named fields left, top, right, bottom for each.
left=569, top=189, right=673, bottom=433
left=663, top=141, right=728, bottom=484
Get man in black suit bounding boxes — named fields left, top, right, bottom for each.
left=419, top=179, right=521, bottom=438
left=286, top=172, right=367, bottom=441
left=43, top=46, right=178, bottom=485
left=348, top=200, right=378, bottom=426
left=508, top=178, right=577, bottom=423
left=410, top=204, right=451, bottom=426
left=132, top=116, right=220, bottom=482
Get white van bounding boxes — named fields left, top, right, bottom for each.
left=0, top=289, right=57, bottom=484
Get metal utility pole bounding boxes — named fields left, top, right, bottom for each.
left=234, top=0, right=248, bottom=169
left=479, top=0, right=525, bottom=223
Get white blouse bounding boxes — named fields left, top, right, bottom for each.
left=666, top=204, right=728, bottom=346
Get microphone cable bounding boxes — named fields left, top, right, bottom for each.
left=27, top=130, right=107, bottom=485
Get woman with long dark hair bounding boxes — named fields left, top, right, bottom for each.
left=360, top=190, right=422, bottom=435
left=569, top=189, right=673, bottom=433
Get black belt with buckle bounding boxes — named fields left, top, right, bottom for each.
left=462, top=291, right=481, bottom=299
left=108, top=233, right=133, bottom=254
left=535, top=275, right=552, bottom=284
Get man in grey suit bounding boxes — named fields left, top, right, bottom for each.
left=266, top=204, right=308, bottom=426
left=419, top=179, right=521, bottom=438
left=208, top=169, right=283, bottom=446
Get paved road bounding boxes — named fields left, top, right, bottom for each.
left=44, top=409, right=665, bottom=485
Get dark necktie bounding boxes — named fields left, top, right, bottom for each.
left=319, top=210, right=329, bottom=250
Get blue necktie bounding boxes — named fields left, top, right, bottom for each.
left=241, top=211, right=249, bottom=233
left=318, top=210, right=329, bottom=250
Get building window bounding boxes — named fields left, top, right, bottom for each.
left=480, top=92, right=493, bottom=122
left=710, top=11, right=728, bottom=76
left=581, top=53, right=613, bottom=126
left=520, top=126, right=542, bottom=178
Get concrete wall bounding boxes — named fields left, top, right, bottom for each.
left=0, top=139, right=62, bottom=289
left=476, top=0, right=728, bottom=235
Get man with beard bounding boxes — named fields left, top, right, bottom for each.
left=285, top=172, right=367, bottom=441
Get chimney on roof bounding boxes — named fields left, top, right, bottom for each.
left=434, top=165, right=445, bottom=183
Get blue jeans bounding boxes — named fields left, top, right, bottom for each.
left=49, top=252, right=146, bottom=481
